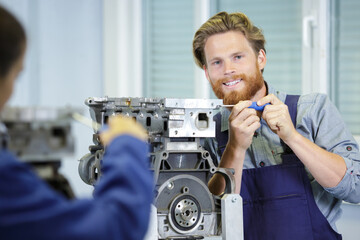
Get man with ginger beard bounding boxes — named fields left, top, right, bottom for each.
left=193, top=11, right=360, bottom=240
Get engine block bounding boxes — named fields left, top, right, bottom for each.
left=1, top=106, right=76, bottom=199
left=78, top=97, right=243, bottom=240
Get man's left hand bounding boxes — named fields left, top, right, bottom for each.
left=257, top=94, right=297, bottom=143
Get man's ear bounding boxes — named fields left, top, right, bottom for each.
left=257, top=49, right=266, bottom=71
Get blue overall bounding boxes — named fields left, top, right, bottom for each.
left=214, top=96, right=342, bottom=240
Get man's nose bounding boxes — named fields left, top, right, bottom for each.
left=224, top=60, right=236, bottom=75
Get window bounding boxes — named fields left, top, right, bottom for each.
left=334, top=0, right=360, bottom=134
left=143, top=0, right=196, bottom=98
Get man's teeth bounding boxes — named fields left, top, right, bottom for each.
left=224, top=80, right=240, bottom=86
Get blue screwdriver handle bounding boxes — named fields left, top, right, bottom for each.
left=249, top=102, right=270, bottom=111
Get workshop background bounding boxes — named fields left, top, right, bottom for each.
left=0, top=0, right=359, bottom=239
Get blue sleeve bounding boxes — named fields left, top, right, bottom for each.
left=0, top=135, right=154, bottom=240
left=297, top=93, right=360, bottom=203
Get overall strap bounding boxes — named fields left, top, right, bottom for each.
left=284, top=94, right=300, bottom=127
left=214, top=112, right=227, bottom=152
left=282, top=94, right=300, bottom=157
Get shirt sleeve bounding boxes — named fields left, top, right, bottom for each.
left=0, top=135, right=154, bottom=240
left=297, top=93, right=360, bottom=203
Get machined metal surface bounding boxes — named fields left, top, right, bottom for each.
left=221, top=194, right=244, bottom=240
left=1, top=106, right=75, bottom=162
left=0, top=106, right=77, bottom=199
left=78, top=97, right=243, bottom=239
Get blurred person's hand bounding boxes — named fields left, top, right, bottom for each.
left=100, top=115, right=148, bottom=146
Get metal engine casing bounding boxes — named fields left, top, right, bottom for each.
left=1, top=106, right=75, bottom=162
left=1, top=106, right=76, bottom=199
left=78, top=97, right=240, bottom=239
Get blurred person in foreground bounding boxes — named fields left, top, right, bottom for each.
left=0, top=5, right=153, bottom=240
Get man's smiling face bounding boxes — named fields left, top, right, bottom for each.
left=203, top=30, right=266, bottom=105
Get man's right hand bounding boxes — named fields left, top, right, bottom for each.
left=209, top=100, right=260, bottom=195
left=227, top=100, right=261, bottom=151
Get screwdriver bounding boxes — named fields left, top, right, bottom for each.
left=219, top=102, right=270, bottom=111
left=71, top=112, right=102, bottom=130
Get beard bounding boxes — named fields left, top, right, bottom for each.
left=209, top=63, right=264, bottom=105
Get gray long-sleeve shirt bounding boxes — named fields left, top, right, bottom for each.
left=205, top=84, right=360, bottom=231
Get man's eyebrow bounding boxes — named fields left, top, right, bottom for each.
left=207, top=51, right=247, bottom=63
left=208, top=56, right=221, bottom=62
left=231, top=51, right=245, bottom=56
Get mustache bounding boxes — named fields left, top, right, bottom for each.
left=218, top=73, right=247, bottom=84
